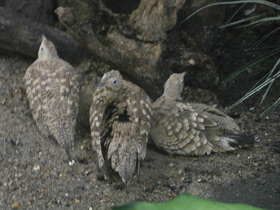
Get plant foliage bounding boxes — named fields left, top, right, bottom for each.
left=112, top=194, right=264, bottom=210
left=182, top=0, right=280, bottom=116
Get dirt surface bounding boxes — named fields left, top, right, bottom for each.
left=0, top=55, right=279, bottom=210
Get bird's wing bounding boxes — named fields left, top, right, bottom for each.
left=152, top=100, right=218, bottom=156
left=123, top=81, right=153, bottom=161
left=189, top=102, right=241, bottom=134
left=107, top=121, right=137, bottom=186
left=24, top=60, right=56, bottom=135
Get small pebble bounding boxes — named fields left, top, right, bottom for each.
left=153, top=189, right=161, bottom=193
left=11, top=202, right=20, bottom=209
left=0, top=98, right=6, bottom=105
left=188, top=59, right=195, bottom=65
left=249, top=107, right=255, bottom=111
left=253, top=162, right=259, bottom=167
left=13, top=89, right=20, bottom=94
left=69, top=160, right=75, bottom=166
left=33, top=164, right=40, bottom=171
left=59, top=173, right=67, bottom=178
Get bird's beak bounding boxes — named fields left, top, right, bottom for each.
left=42, top=34, right=46, bottom=41
left=98, top=82, right=105, bottom=87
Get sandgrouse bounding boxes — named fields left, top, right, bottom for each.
left=151, top=72, right=253, bottom=156
left=89, top=70, right=152, bottom=190
left=24, top=35, right=79, bottom=160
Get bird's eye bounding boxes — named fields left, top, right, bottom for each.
left=113, top=79, right=117, bottom=84
left=40, top=47, right=44, bottom=51
left=180, top=80, right=184, bottom=84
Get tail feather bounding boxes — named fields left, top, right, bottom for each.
left=224, top=134, right=255, bottom=148
left=115, top=150, right=137, bottom=192
left=64, top=142, right=72, bottom=161
left=55, top=122, right=74, bottom=161
left=108, top=122, right=139, bottom=190
left=219, top=134, right=255, bottom=149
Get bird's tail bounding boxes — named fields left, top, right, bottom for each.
left=117, top=151, right=137, bottom=193
left=215, top=134, right=255, bottom=152
left=223, top=134, right=255, bottom=147
left=108, top=141, right=137, bottom=192
left=56, top=123, right=74, bottom=161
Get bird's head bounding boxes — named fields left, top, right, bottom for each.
left=38, top=35, right=58, bottom=59
left=92, top=70, right=123, bottom=107
left=99, top=70, right=123, bottom=92
left=163, top=72, right=186, bottom=101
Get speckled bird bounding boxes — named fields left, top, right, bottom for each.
left=151, top=72, right=253, bottom=156
left=24, top=35, right=79, bottom=160
left=89, top=70, right=152, bottom=190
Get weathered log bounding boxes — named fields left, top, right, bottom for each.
left=0, top=7, right=87, bottom=64
left=55, top=6, right=163, bottom=99
left=55, top=0, right=186, bottom=98
left=128, top=0, right=186, bottom=42
left=55, top=0, right=220, bottom=99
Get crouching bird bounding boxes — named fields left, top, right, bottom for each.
left=89, top=70, right=152, bottom=192
left=24, top=35, right=79, bottom=161
left=151, top=72, right=254, bottom=156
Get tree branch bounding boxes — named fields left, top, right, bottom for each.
left=0, top=7, right=87, bottom=64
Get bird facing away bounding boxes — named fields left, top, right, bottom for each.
left=24, top=35, right=79, bottom=160
left=151, top=72, right=253, bottom=156
left=90, top=70, right=152, bottom=190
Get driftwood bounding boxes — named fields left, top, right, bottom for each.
left=55, top=0, right=186, bottom=98
left=0, top=7, right=86, bottom=64
left=0, top=1, right=219, bottom=99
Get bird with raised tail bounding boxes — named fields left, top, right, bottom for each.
left=89, top=70, right=152, bottom=191
left=150, top=72, right=254, bottom=156
left=24, top=35, right=79, bottom=161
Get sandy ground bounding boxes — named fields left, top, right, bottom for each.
left=0, top=55, right=279, bottom=210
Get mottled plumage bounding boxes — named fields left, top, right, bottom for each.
left=188, top=102, right=241, bottom=135
left=89, top=70, right=152, bottom=190
left=151, top=72, right=253, bottom=156
left=24, top=35, right=79, bottom=160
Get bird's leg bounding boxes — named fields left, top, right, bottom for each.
left=98, top=155, right=109, bottom=180
left=65, top=144, right=72, bottom=160
left=124, top=156, right=129, bottom=194
left=65, top=144, right=75, bottom=166
left=125, top=181, right=128, bottom=194
left=137, top=158, right=141, bottom=175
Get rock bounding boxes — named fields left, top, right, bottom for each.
left=2, top=0, right=54, bottom=25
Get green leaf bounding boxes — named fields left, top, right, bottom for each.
left=112, top=194, right=265, bottom=210
left=260, top=58, right=280, bottom=104
left=237, top=16, right=280, bottom=28
left=180, top=0, right=280, bottom=26
left=260, top=97, right=280, bottom=118
left=251, top=27, right=280, bottom=50
left=222, top=48, right=280, bottom=84
left=227, top=65, right=280, bottom=111
left=219, top=15, right=262, bottom=29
